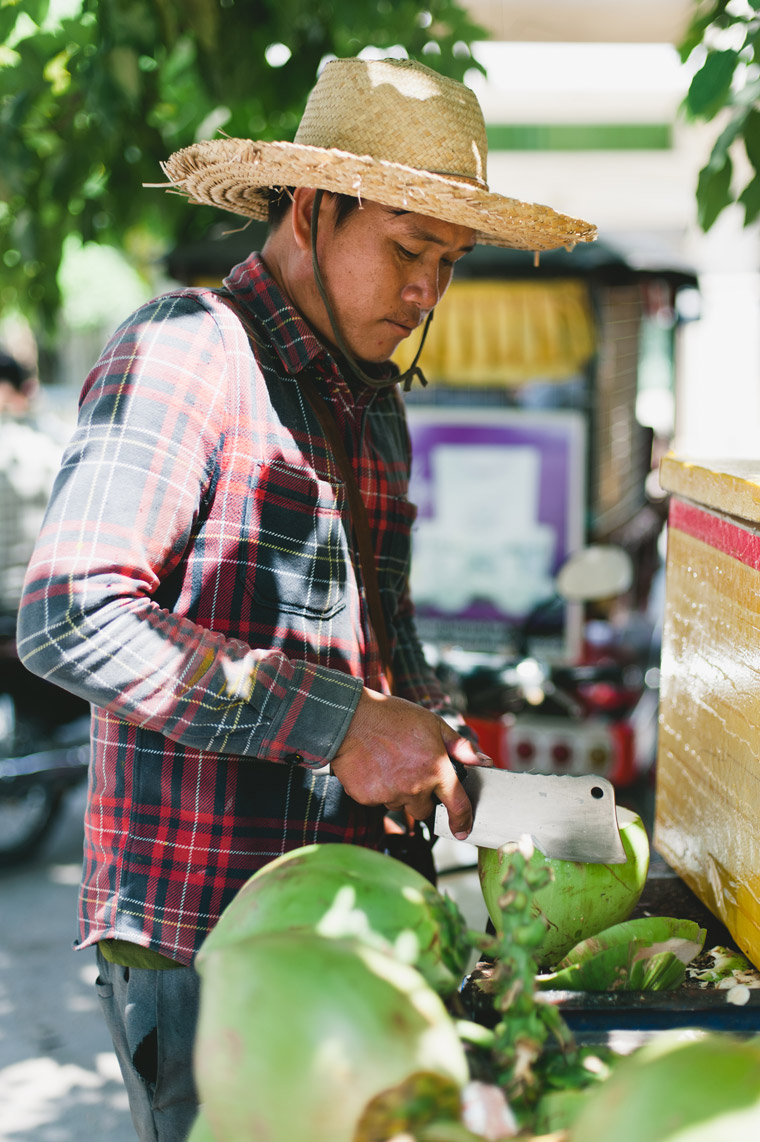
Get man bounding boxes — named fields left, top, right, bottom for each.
left=17, top=56, right=595, bottom=1141
left=0, top=350, right=65, bottom=620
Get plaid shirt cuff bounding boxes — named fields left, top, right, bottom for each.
left=256, top=661, right=364, bottom=769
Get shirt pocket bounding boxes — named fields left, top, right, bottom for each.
left=242, top=462, right=349, bottom=620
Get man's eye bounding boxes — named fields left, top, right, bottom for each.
left=397, top=245, right=419, bottom=260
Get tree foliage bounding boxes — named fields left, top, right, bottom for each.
left=0, top=0, right=487, bottom=335
left=680, top=0, right=760, bottom=232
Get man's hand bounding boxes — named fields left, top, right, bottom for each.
left=330, top=688, right=489, bottom=840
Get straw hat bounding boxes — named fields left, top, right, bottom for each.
left=161, top=56, right=596, bottom=252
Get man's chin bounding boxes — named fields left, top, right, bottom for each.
left=343, top=324, right=414, bottom=369
left=353, top=341, right=399, bottom=368
left=366, top=327, right=413, bottom=364
left=360, top=348, right=396, bottom=366
left=355, top=354, right=395, bottom=378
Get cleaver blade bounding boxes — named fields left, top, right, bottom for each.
left=433, top=767, right=627, bottom=864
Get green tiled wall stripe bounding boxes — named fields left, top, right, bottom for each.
left=486, top=123, right=672, bottom=151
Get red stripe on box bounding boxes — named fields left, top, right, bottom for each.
left=669, top=498, right=760, bottom=570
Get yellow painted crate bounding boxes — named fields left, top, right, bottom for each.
left=656, top=454, right=760, bottom=968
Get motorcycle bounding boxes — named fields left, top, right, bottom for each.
left=0, top=616, right=89, bottom=865
left=437, top=546, right=660, bottom=787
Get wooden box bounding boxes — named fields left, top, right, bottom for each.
left=656, top=455, right=760, bottom=968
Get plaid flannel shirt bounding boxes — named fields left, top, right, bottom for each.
left=17, top=254, right=455, bottom=964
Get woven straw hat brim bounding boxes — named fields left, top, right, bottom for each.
left=161, top=137, right=597, bottom=252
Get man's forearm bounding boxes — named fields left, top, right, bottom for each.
left=17, top=572, right=363, bottom=766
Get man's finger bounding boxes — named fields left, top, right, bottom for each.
left=475, top=750, right=495, bottom=767
left=402, top=792, right=436, bottom=822
left=434, top=760, right=472, bottom=840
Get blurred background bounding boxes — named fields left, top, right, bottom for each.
left=2, top=1, right=759, bottom=1138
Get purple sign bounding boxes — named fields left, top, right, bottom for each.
left=406, top=408, right=586, bottom=634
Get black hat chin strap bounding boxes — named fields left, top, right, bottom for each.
left=309, top=188, right=431, bottom=392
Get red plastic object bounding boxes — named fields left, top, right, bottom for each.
left=463, top=713, right=637, bottom=786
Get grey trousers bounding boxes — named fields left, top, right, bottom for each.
left=95, top=946, right=200, bottom=1142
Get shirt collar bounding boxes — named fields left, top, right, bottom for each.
left=222, top=253, right=398, bottom=390
left=222, top=253, right=325, bottom=376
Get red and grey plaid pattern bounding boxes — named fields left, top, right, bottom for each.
left=17, top=255, right=454, bottom=964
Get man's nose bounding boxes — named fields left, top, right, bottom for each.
left=402, top=267, right=441, bottom=310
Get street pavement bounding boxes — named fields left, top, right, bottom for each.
left=0, top=783, right=134, bottom=1142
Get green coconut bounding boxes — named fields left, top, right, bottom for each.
left=194, top=931, right=469, bottom=1142
left=569, top=1033, right=760, bottom=1142
left=537, top=917, right=706, bottom=991
left=478, top=806, right=650, bottom=967
left=201, top=842, right=470, bottom=995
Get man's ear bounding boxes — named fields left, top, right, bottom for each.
left=291, top=187, right=320, bottom=252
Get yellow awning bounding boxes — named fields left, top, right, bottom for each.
left=394, top=278, right=595, bottom=386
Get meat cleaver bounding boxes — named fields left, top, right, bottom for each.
left=433, top=765, right=627, bottom=864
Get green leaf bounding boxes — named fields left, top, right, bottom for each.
left=678, top=0, right=732, bottom=63
left=743, top=107, right=760, bottom=169
left=0, top=8, right=20, bottom=41
left=686, top=48, right=740, bottom=120
left=0, top=0, right=50, bottom=39
left=733, top=75, right=760, bottom=108
left=739, top=173, right=760, bottom=224
left=697, top=154, right=734, bottom=230
left=707, top=107, right=749, bottom=170
left=0, top=0, right=490, bottom=338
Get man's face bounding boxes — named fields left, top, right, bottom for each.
left=313, top=198, right=476, bottom=364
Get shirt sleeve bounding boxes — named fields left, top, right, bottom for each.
left=16, top=293, right=362, bottom=768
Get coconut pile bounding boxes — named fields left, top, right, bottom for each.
left=185, top=812, right=760, bottom=1142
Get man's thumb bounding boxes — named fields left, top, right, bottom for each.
left=441, top=721, right=492, bottom=767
